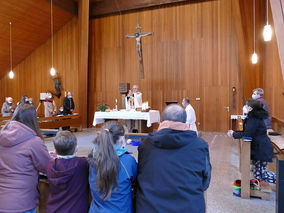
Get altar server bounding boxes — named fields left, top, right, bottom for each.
left=182, top=98, right=198, bottom=133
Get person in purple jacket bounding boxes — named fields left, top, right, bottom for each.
left=0, top=104, right=51, bottom=213
left=46, top=131, right=89, bottom=213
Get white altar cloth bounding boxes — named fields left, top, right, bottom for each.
left=93, top=110, right=160, bottom=127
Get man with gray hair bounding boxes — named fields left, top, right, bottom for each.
left=252, top=88, right=272, bottom=129
left=1, top=97, right=15, bottom=117
left=136, top=104, right=211, bottom=213
left=126, top=84, right=142, bottom=109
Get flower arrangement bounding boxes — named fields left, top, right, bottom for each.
left=97, top=102, right=108, bottom=112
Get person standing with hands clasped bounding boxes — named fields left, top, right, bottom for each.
left=227, top=99, right=276, bottom=184
left=63, top=92, right=75, bottom=115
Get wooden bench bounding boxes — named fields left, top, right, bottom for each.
left=239, top=138, right=272, bottom=200
left=267, top=129, right=284, bottom=155
left=0, top=116, right=12, bottom=128
left=233, top=118, right=273, bottom=200
left=38, top=114, right=82, bottom=131
left=0, top=116, right=12, bottom=121
left=0, top=114, right=82, bottom=131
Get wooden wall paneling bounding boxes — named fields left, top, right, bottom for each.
left=270, top=0, right=284, bottom=80
left=263, top=1, right=284, bottom=126
left=88, top=0, right=244, bottom=131
left=232, top=0, right=265, bottom=101
left=78, top=0, right=89, bottom=128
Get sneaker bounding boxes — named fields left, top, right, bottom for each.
left=250, top=179, right=260, bottom=190
left=232, top=179, right=261, bottom=190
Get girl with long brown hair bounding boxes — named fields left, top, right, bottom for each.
left=89, top=121, right=137, bottom=213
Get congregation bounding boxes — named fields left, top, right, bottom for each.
left=0, top=87, right=277, bottom=213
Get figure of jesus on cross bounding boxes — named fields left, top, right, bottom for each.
left=126, top=24, right=153, bottom=79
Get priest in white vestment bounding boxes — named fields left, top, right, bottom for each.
left=125, top=84, right=142, bottom=109
left=182, top=98, right=198, bottom=133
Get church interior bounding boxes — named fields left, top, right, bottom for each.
left=0, top=0, right=284, bottom=212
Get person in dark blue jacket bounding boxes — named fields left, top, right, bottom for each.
left=136, top=104, right=211, bottom=213
left=228, top=99, right=276, bottom=183
left=88, top=121, right=137, bottom=213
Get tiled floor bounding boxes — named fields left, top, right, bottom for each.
left=44, top=130, right=276, bottom=213
left=203, top=132, right=276, bottom=213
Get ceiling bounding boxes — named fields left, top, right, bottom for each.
left=89, top=0, right=214, bottom=17
left=0, top=0, right=74, bottom=79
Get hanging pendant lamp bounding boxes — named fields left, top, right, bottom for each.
left=263, top=0, right=272, bottom=41
left=9, top=22, right=14, bottom=79
left=251, top=0, right=258, bottom=64
left=50, top=0, right=56, bottom=76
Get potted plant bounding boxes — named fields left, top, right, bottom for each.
left=97, top=102, right=108, bottom=112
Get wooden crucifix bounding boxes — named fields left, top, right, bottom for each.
left=126, top=24, right=153, bottom=79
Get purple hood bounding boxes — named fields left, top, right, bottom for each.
left=0, top=121, right=37, bottom=147
left=47, top=158, right=80, bottom=192
left=0, top=121, right=51, bottom=212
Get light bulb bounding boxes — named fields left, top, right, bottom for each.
left=50, top=67, right=56, bottom=76
left=251, top=52, right=258, bottom=64
left=9, top=70, right=14, bottom=79
left=263, top=24, right=272, bottom=41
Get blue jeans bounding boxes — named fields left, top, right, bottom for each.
left=22, top=208, right=36, bottom=213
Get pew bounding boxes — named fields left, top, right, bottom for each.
left=237, top=130, right=284, bottom=200
left=0, top=114, right=82, bottom=131
left=0, top=116, right=12, bottom=121
left=267, top=129, right=284, bottom=156
left=239, top=138, right=272, bottom=200
left=233, top=115, right=273, bottom=200
left=0, top=116, right=12, bottom=128
left=38, top=114, right=82, bottom=131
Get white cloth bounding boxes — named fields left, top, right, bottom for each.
left=230, top=115, right=246, bottom=120
left=134, top=92, right=142, bottom=108
left=185, top=104, right=197, bottom=132
left=93, top=110, right=160, bottom=127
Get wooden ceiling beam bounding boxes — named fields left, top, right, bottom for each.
left=45, top=0, right=77, bottom=15
left=270, top=0, right=284, bottom=80
left=78, top=0, right=89, bottom=128
left=90, top=0, right=214, bottom=18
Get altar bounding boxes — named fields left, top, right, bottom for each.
left=93, top=110, right=160, bottom=132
